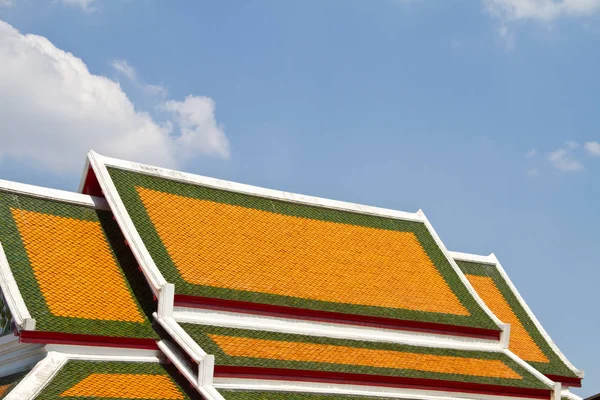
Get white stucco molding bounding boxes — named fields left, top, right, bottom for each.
left=92, top=152, right=425, bottom=223
left=449, top=251, right=584, bottom=379
left=0, top=241, right=34, bottom=331
left=173, top=307, right=502, bottom=352
left=214, top=378, right=553, bottom=400
left=158, top=340, right=223, bottom=400
left=561, top=389, right=583, bottom=400
left=87, top=151, right=167, bottom=295
left=0, top=179, right=108, bottom=210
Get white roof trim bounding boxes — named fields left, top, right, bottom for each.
left=214, top=377, right=551, bottom=400
left=504, top=348, right=556, bottom=388
left=449, top=251, right=496, bottom=265
left=0, top=241, right=34, bottom=331
left=158, top=340, right=224, bottom=400
left=450, top=251, right=583, bottom=378
left=561, top=389, right=583, bottom=400
left=93, top=151, right=425, bottom=223
left=173, top=307, right=502, bottom=352
left=87, top=151, right=167, bottom=294
left=418, top=211, right=505, bottom=331
left=154, top=314, right=207, bottom=363
left=44, top=344, right=163, bottom=360
left=0, top=179, right=108, bottom=210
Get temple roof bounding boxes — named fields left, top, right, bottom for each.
left=452, top=252, right=582, bottom=385
left=90, top=155, right=502, bottom=336
left=0, top=152, right=584, bottom=400
left=0, top=182, right=156, bottom=341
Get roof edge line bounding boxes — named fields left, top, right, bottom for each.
left=504, top=349, right=556, bottom=390
left=0, top=179, right=108, bottom=210
left=173, top=295, right=502, bottom=340
left=213, top=370, right=553, bottom=400
left=94, top=151, right=425, bottom=223
left=154, top=314, right=207, bottom=363
left=0, top=241, right=34, bottom=331
left=215, top=378, right=551, bottom=400
left=87, top=151, right=167, bottom=293
left=158, top=340, right=225, bottom=400
left=489, top=254, right=584, bottom=379
left=418, top=212, right=506, bottom=332
left=448, top=251, right=497, bottom=265
left=172, top=307, right=503, bottom=351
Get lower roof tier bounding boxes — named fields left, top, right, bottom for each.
left=33, top=360, right=198, bottom=400
left=180, top=323, right=551, bottom=394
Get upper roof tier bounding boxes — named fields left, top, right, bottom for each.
left=0, top=180, right=156, bottom=342
left=86, top=153, right=503, bottom=337
left=451, top=252, right=582, bottom=386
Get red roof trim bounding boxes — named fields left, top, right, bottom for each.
left=81, top=166, right=103, bottom=197
left=174, top=295, right=502, bottom=340
left=19, top=330, right=158, bottom=350
left=214, top=366, right=552, bottom=399
left=544, top=374, right=582, bottom=388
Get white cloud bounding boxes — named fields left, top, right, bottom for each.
left=0, top=20, right=229, bottom=174
left=485, top=0, right=600, bottom=22
left=61, top=0, right=96, bottom=12
left=0, top=0, right=13, bottom=7
left=164, top=96, right=230, bottom=159
left=526, top=149, right=538, bottom=158
left=548, top=147, right=584, bottom=171
left=584, top=141, right=600, bottom=156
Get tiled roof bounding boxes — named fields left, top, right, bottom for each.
left=0, top=189, right=156, bottom=339
left=35, top=360, right=197, bottom=399
left=181, top=323, right=549, bottom=390
left=106, top=167, right=499, bottom=331
left=456, top=259, right=578, bottom=379
left=219, top=392, right=393, bottom=399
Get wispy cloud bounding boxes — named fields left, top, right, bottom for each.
left=548, top=143, right=584, bottom=172
left=526, top=149, right=538, bottom=158
left=484, top=0, right=600, bottom=48
left=112, top=59, right=168, bottom=97
left=485, top=0, right=600, bottom=22
left=61, top=0, right=96, bottom=12
left=584, top=141, right=600, bottom=157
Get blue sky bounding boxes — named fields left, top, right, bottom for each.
left=1, top=0, right=599, bottom=396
